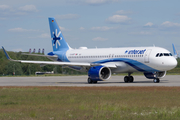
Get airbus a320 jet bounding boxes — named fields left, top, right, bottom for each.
left=2, top=17, right=178, bottom=83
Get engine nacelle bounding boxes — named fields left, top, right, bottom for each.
left=156, top=71, right=166, bottom=78
left=88, top=66, right=111, bottom=81
left=144, top=71, right=166, bottom=79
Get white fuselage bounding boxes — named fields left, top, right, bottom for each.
left=63, top=46, right=177, bottom=73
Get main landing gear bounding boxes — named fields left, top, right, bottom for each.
left=124, top=73, right=134, bottom=83
left=87, top=78, right=97, bottom=84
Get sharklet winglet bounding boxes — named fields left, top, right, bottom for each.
left=2, top=46, right=20, bottom=62
left=2, top=46, right=11, bottom=60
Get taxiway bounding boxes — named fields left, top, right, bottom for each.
left=0, top=75, right=180, bottom=86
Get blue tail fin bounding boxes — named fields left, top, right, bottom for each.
left=172, top=44, right=178, bottom=59
left=48, top=17, right=70, bottom=51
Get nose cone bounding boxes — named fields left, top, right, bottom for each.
left=168, top=57, right=177, bottom=69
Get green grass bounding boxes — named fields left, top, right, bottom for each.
left=0, top=87, right=180, bottom=119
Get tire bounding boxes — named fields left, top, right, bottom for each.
left=124, top=76, right=129, bottom=83
left=153, top=78, right=160, bottom=83
left=129, top=76, right=134, bottom=82
left=92, top=81, right=97, bottom=84
left=157, top=78, right=160, bottom=83
left=88, top=78, right=92, bottom=84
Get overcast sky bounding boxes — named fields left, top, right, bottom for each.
left=0, top=0, right=180, bottom=55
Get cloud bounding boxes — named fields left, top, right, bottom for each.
left=106, top=15, right=132, bottom=24
left=12, top=48, right=23, bottom=52
left=0, top=5, right=38, bottom=18
left=0, top=5, right=14, bottom=16
left=8, top=28, right=39, bottom=32
left=143, top=22, right=157, bottom=28
left=0, top=5, right=10, bottom=10
left=38, top=33, right=50, bottom=38
left=59, top=26, right=70, bottom=31
left=19, top=5, right=38, bottom=12
left=144, top=22, right=154, bottom=27
left=56, top=14, right=80, bottom=20
left=129, top=31, right=152, bottom=35
left=116, top=10, right=133, bottom=15
left=85, top=0, right=119, bottom=5
left=80, top=27, right=85, bottom=30
left=91, top=26, right=118, bottom=31
left=161, top=21, right=180, bottom=27
left=159, top=21, right=180, bottom=31
left=92, top=37, right=108, bottom=41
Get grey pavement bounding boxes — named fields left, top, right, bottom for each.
left=0, top=75, right=180, bottom=86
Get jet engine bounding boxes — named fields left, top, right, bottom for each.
left=88, top=66, right=111, bottom=81
left=144, top=71, right=166, bottom=79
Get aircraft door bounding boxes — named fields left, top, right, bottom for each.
left=144, top=49, right=152, bottom=63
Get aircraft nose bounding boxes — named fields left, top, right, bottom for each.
left=169, top=57, right=177, bottom=69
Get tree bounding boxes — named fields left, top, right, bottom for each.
left=5, top=62, right=23, bottom=75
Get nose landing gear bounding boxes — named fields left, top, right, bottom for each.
left=153, top=78, right=160, bottom=83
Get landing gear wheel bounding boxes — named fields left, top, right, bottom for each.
left=88, top=78, right=93, bottom=84
left=153, top=78, right=160, bottom=83
left=92, top=81, right=97, bottom=84
left=124, top=76, right=129, bottom=83
left=129, top=76, right=134, bottom=83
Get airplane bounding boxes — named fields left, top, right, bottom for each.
left=2, top=17, right=178, bottom=84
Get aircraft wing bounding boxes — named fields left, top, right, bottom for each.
left=2, top=47, right=117, bottom=68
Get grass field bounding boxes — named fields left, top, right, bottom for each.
left=0, top=87, right=180, bottom=120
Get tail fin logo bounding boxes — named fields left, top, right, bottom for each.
left=52, top=29, right=62, bottom=48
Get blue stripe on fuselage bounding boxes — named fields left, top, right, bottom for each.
left=93, top=58, right=159, bottom=72
left=55, top=52, right=158, bottom=72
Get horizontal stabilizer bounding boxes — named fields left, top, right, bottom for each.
left=22, top=53, right=57, bottom=57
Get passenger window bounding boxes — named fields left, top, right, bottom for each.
left=156, top=53, right=159, bottom=57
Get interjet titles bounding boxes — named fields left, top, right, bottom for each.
left=125, top=49, right=146, bottom=54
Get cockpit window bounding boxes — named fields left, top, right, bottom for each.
left=164, top=53, right=169, bottom=56
left=155, top=53, right=173, bottom=57
left=156, top=53, right=159, bottom=57
left=159, top=53, right=163, bottom=57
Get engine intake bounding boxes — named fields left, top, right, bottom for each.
left=144, top=71, right=166, bottom=79
left=88, top=66, right=111, bottom=81
left=156, top=71, right=166, bottom=78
